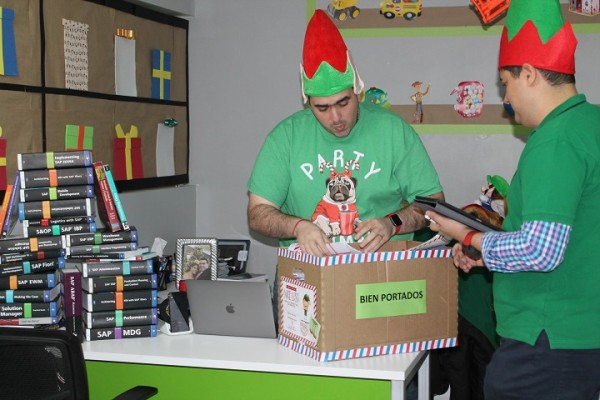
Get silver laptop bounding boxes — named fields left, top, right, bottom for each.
left=185, top=279, right=277, bottom=339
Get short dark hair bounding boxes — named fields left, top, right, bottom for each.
left=501, top=66, right=575, bottom=86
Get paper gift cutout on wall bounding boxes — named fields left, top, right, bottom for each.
left=0, top=7, right=18, bottom=77
left=115, top=30, right=137, bottom=96
left=65, top=124, right=94, bottom=151
left=113, top=124, right=144, bottom=181
left=156, top=123, right=175, bottom=177
left=63, top=19, right=89, bottom=91
left=0, top=127, right=7, bottom=190
left=151, top=49, right=171, bottom=100
left=450, top=81, right=484, bottom=118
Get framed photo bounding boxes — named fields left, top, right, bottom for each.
left=175, top=238, right=218, bottom=287
left=217, top=239, right=251, bottom=277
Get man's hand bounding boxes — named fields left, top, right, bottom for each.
left=353, top=217, right=393, bottom=253
left=452, top=242, right=485, bottom=273
left=294, top=220, right=332, bottom=257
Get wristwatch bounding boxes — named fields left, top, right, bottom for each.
left=462, top=230, right=482, bottom=260
left=386, top=213, right=403, bottom=235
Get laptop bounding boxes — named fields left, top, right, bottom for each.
left=185, top=279, right=277, bottom=339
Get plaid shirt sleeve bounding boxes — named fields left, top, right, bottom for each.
left=480, top=220, right=571, bottom=273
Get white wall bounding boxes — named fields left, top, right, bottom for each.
left=123, top=0, right=599, bottom=285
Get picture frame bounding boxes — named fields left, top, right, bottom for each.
left=175, top=238, right=218, bottom=287
left=217, top=239, right=251, bottom=277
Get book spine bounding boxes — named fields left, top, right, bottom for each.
left=18, top=198, right=92, bottom=221
left=83, top=308, right=158, bottom=328
left=23, top=216, right=94, bottom=227
left=0, top=301, right=58, bottom=318
left=83, top=290, right=158, bottom=312
left=93, top=162, right=121, bottom=232
left=66, top=228, right=137, bottom=247
left=0, top=249, right=65, bottom=263
left=66, top=241, right=138, bottom=256
left=103, top=165, right=130, bottom=230
left=19, top=185, right=95, bottom=202
left=85, top=324, right=158, bottom=341
left=25, top=222, right=97, bottom=238
left=20, top=167, right=95, bottom=189
left=17, top=150, right=93, bottom=170
left=0, top=236, right=65, bottom=253
left=0, top=257, right=65, bottom=277
left=1, top=173, right=20, bottom=238
left=0, top=183, right=14, bottom=234
left=61, top=268, right=84, bottom=342
left=0, top=314, right=60, bottom=326
left=0, top=285, right=61, bottom=303
left=0, top=272, right=57, bottom=290
left=70, top=259, right=153, bottom=278
left=82, top=274, right=157, bottom=293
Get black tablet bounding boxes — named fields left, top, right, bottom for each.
left=414, top=196, right=503, bottom=233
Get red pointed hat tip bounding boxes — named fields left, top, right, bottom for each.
left=303, top=9, right=348, bottom=78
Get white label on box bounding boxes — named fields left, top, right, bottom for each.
left=280, top=276, right=318, bottom=347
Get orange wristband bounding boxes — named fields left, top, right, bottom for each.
left=292, top=219, right=307, bottom=236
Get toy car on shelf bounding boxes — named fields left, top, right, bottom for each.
left=470, top=0, right=510, bottom=24
left=380, top=0, right=422, bottom=20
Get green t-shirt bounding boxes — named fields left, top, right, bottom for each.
left=247, top=103, right=442, bottom=246
left=496, top=94, right=600, bottom=349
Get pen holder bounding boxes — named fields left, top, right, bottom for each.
left=154, top=256, right=173, bottom=291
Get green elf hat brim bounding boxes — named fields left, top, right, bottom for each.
left=301, top=57, right=362, bottom=100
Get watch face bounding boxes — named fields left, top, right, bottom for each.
left=389, top=214, right=402, bottom=226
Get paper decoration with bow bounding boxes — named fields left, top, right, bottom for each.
left=63, top=19, right=89, bottom=90
left=65, top=124, right=94, bottom=151
left=113, top=124, right=144, bottom=181
left=151, top=49, right=171, bottom=100
left=115, top=33, right=137, bottom=96
left=156, top=123, right=175, bottom=177
left=0, top=127, right=7, bottom=190
left=0, top=7, right=18, bottom=76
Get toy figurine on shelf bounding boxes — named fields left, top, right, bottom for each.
left=410, top=81, right=430, bottom=123
left=362, top=87, right=392, bottom=110
left=327, top=0, right=360, bottom=22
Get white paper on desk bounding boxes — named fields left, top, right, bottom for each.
left=151, top=237, right=167, bottom=257
left=115, top=36, right=137, bottom=96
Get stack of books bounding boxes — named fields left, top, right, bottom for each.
left=0, top=238, right=65, bottom=327
left=65, top=250, right=159, bottom=341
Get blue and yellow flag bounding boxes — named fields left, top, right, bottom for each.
left=151, top=49, right=171, bottom=100
left=0, top=7, right=18, bottom=76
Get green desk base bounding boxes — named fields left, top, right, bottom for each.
left=86, top=361, right=390, bottom=399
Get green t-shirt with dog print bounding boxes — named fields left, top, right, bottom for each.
left=248, top=103, right=442, bottom=247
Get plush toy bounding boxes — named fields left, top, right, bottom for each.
left=462, top=175, right=509, bottom=230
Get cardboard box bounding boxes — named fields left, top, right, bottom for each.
left=277, top=241, right=457, bottom=362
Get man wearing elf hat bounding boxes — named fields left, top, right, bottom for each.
left=247, top=10, right=443, bottom=257
left=427, top=0, right=600, bottom=398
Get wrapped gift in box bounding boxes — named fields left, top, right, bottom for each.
left=113, top=124, right=143, bottom=181
left=65, top=124, right=94, bottom=151
left=277, top=241, right=458, bottom=362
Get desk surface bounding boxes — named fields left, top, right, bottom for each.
left=83, top=333, right=426, bottom=382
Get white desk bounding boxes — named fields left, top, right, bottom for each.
left=83, top=333, right=429, bottom=400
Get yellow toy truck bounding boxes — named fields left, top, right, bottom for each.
left=327, top=0, right=361, bottom=21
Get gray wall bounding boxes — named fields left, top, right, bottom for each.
left=123, top=0, right=599, bottom=285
